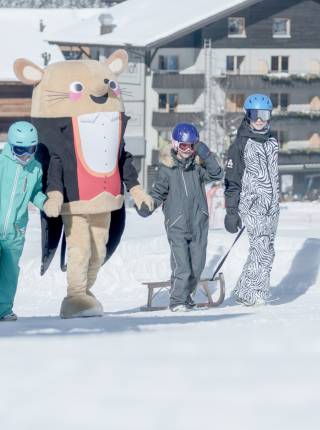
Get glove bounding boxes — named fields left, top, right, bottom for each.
left=130, top=185, right=154, bottom=211
left=224, top=209, right=242, bottom=233
left=43, top=191, right=63, bottom=218
left=194, top=141, right=211, bottom=160
left=136, top=202, right=153, bottom=218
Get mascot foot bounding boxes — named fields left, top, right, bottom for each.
left=60, top=294, right=103, bottom=319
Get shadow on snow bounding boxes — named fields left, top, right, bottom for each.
left=271, top=238, right=320, bottom=305
left=0, top=311, right=248, bottom=338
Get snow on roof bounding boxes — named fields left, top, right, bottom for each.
left=46, top=0, right=258, bottom=48
left=0, top=8, right=99, bottom=81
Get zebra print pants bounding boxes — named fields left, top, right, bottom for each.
left=233, top=211, right=279, bottom=304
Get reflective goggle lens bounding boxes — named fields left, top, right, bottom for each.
left=247, top=109, right=272, bottom=121
left=12, top=145, right=37, bottom=156
left=178, top=143, right=194, bottom=153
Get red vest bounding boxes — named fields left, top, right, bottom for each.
left=72, top=112, right=122, bottom=200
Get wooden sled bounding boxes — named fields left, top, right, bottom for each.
left=140, top=272, right=225, bottom=311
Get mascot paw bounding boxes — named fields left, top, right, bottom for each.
left=60, top=294, right=103, bottom=319
left=129, top=185, right=154, bottom=211
left=43, top=191, right=63, bottom=218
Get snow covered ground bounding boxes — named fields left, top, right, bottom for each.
left=1, top=202, right=320, bottom=429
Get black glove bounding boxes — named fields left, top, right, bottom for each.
left=136, top=202, right=153, bottom=218
left=194, top=141, right=211, bottom=160
left=224, top=209, right=242, bottom=233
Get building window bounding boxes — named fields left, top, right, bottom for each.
left=158, top=55, right=179, bottom=71
left=273, top=130, right=289, bottom=149
left=228, top=17, right=246, bottom=37
left=226, top=55, right=245, bottom=73
left=273, top=18, right=291, bottom=38
left=158, top=93, right=178, bottom=112
left=271, top=56, right=289, bottom=72
left=271, top=93, right=289, bottom=111
left=62, top=49, right=82, bottom=60
left=227, top=93, right=245, bottom=112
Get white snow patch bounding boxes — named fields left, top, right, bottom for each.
left=0, top=201, right=319, bottom=429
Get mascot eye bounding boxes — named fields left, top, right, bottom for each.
left=69, top=82, right=84, bottom=93
left=108, top=80, right=120, bottom=97
left=109, top=80, right=118, bottom=91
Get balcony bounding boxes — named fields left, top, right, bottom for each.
left=279, top=151, right=320, bottom=173
left=152, top=72, right=205, bottom=90
left=218, top=74, right=320, bottom=90
left=152, top=111, right=204, bottom=128
left=273, top=110, right=320, bottom=120
left=224, top=111, right=320, bottom=124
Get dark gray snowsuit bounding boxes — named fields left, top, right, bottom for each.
left=151, top=150, right=223, bottom=306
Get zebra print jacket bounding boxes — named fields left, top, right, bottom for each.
left=225, top=121, right=280, bottom=217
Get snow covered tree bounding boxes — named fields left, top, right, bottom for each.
left=0, top=0, right=125, bottom=7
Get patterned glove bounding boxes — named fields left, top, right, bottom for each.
left=130, top=185, right=154, bottom=211
left=224, top=209, right=242, bottom=233
left=43, top=191, right=63, bottom=218
left=194, top=141, right=211, bottom=160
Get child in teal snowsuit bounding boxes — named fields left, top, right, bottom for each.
left=0, top=121, right=47, bottom=321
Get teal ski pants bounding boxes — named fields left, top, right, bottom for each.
left=0, top=236, right=24, bottom=318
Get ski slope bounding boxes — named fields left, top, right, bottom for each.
left=0, top=202, right=320, bottom=429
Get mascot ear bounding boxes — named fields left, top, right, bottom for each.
left=13, top=58, right=44, bottom=85
left=104, top=49, right=128, bottom=76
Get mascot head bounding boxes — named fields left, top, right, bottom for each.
left=13, top=49, right=128, bottom=118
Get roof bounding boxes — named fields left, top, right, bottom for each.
left=0, top=8, right=99, bottom=80
left=46, top=0, right=260, bottom=48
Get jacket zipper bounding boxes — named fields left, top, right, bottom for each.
left=262, top=142, right=273, bottom=214
left=181, top=170, right=188, bottom=197
left=2, top=165, right=21, bottom=236
left=169, top=214, right=182, bottom=228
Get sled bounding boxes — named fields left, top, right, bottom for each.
left=140, top=272, right=225, bottom=311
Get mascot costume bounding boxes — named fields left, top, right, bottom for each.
left=14, top=50, right=153, bottom=318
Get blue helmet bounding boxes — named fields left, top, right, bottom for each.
left=8, top=121, right=38, bottom=148
left=244, top=94, right=273, bottom=111
left=172, top=123, right=199, bottom=151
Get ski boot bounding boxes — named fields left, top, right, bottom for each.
left=233, top=289, right=256, bottom=307
left=170, top=304, right=193, bottom=312
left=186, top=296, right=197, bottom=310
left=0, top=312, right=18, bottom=322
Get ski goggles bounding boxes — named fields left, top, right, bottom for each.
left=246, top=109, right=272, bottom=122
left=177, top=142, right=195, bottom=153
left=11, top=144, right=37, bottom=156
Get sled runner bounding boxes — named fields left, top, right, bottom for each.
left=141, top=272, right=225, bottom=311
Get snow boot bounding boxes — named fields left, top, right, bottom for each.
left=0, top=312, right=17, bottom=321
left=233, top=288, right=256, bottom=306
left=170, top=304, right=193, bottom=312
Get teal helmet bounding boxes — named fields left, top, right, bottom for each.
left=8, top=121, right=38, bottom=148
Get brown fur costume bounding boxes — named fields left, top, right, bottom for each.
left=14, top=50, right=152, bottom=318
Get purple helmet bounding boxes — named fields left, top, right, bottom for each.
left=172, top=123, right=199, bottom=151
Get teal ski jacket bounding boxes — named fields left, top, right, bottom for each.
left=0, top=143, right=47, bottom=238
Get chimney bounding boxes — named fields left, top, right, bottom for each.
left=99, top=13, right=116, bottom=35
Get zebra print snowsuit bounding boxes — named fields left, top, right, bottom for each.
left=225, top=121, right=280, bottom=304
